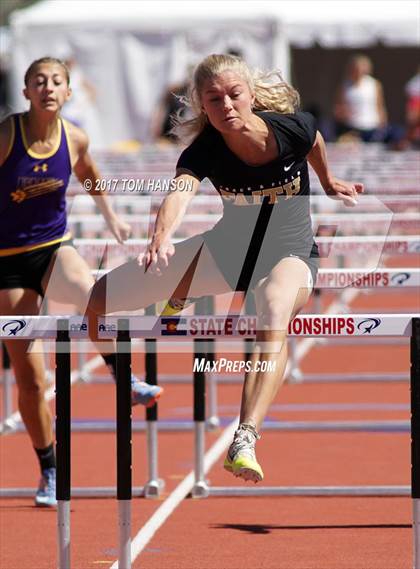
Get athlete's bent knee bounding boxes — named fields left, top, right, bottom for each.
left=259, top=300, right=291, bottom=332
left=18, top=378, right=46, bottom=400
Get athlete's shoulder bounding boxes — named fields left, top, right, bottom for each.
left=177, top=125, right=217, bottom=181
left=0, top=114, right=17, bottom=166
left=62, top=118, right=89, bottom=153
left=259, top=110, right=317, bottom=157
left=258, top=110, right=314, bottom=126
left=262, top=110, right=316, bottom=137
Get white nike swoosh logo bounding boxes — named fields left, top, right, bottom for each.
left=284, top=162, right=295, bottom=172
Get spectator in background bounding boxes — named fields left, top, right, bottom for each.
left=334, top=54, right=388, bottom=143
left=60, top=54, right=97, bottom=127
left=403, top=66, right=420, bottom=148
left=150, top=76, right=190, bottom=143
left=0, top=54, right=11, bottom=119
left=59, top=52, right=103, bottom=147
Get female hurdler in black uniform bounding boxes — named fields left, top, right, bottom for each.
left=90, top=54, right=363, bottom=483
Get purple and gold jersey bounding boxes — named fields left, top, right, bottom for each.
left=0, top=114, right=72, bottom=256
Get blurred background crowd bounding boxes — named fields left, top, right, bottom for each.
left=0, top=0, right=419, bottom=151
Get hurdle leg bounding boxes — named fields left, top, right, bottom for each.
left=116, top=320, right=132, bottom=569
left=192, top=337, right=209, bottom=498
left=206, top=367, right=220, bottom=429
left=411, top=317, right=420, bottom=569
left=202, top=297, right=219, bottom=429
left=1, top=344, right=14, bottom=428
left=56, top=320, right=71, bottom=569
left=288, top=337, right=303, bottom=383
left=144, top=306, right=164, bottom=497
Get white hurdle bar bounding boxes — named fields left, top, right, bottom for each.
left=0, top=313, right=415, bottom=340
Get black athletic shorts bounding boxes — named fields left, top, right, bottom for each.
left=0, top=239, right=74, bottom=297
left=202, top=228, right=319, bottom=292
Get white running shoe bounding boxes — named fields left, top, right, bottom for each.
left=35, top=467, right=57, bottom=508
left=224, top=424, right=264, bottom=483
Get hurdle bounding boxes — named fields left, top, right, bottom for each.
left=95, top=313, right=419, bottom=565
left=1, top=273, right=417, bottom=430
left=91, top=312, right=417, bottom=491
left=55, top=318, right=133, bottom=569
left=1, top=267, right=418, bottom=437
left=101, top=313, right=419, bottom=567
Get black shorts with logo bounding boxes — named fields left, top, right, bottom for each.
left=0, top=240, right=73, bottom=297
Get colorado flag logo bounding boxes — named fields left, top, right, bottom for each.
left=161, top=317, right=187, bottom=336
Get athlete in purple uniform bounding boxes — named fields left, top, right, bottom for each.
left=89, top=54, right=363, bottom=484
left=0, top=57, right=163, bottom=507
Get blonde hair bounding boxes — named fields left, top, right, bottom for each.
left=172, top=54, right=300, bottom=142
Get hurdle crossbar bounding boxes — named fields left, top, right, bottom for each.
left=0, top=314, right=415, bottom=340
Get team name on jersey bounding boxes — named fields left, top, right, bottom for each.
left=10, top=176, right=65, bottom=203
left=219, top=174, right=301, bottom=205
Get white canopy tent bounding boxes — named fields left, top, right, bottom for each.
left=8, top=0, right=420, bottom=147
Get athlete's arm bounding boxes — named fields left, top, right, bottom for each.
left=307, top=130, right=364, bottom=206
left=0, top=117, right=13, bottom=167
left=140, top=171, right=200, bottom=274
left=70, top=124, right=131, bottom=243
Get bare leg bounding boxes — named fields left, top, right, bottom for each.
left=88, top=235, right=232, bottom=315
left=225, top=257, right=313, bottom=483
left=0, top=289, right=53, bottom=449
left=41, top=244, right=117, bottom=355
left=240, top=257, right=313, bottom=431
left=239, top=330, right=289, bottom=431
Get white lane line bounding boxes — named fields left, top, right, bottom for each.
left=0, top=354, right=103, bottom=434
left=110, top=420, right=238, bottom=569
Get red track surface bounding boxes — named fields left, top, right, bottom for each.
left=0, top=283, right=418, bottom=568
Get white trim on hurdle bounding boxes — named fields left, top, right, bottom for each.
left=57, top=501, right=70, bottom=569
left=0, top=314, right=417, bottom=340
left=414, top=500, right=420, bottom=569
left=118, top=500, right=131, bottom=569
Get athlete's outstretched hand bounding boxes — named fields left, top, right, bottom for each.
left=137, top=236, right=175, bottom=276
left=325, top=177, right=364, bottom=207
